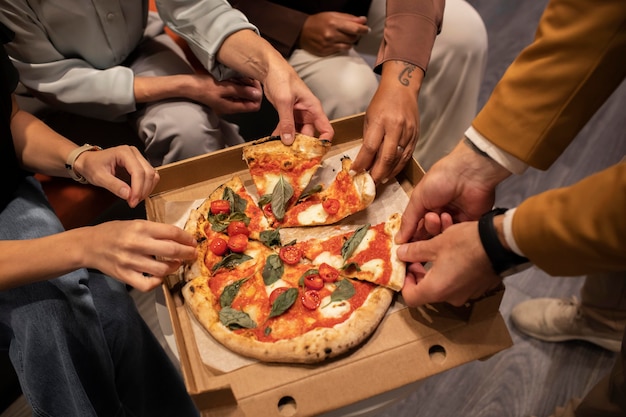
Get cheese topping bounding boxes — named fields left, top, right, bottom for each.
left=359, top=259, right=385, bottom=281
left=313, top=252, right=343, bottom=269
left=319, top=297, right=351, bottom=318
left=296, top=203, right=329, bottom=225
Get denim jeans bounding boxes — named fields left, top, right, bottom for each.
left=0, top=177, right=199, bottom=417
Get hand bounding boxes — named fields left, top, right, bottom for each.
left=351, top=75, right=420, bottom=184
left=85, top=220, right=197, bottom=292
left=263, top=60, right=334, bottom=144
left=397, top=220, right=503, bottom=307
left=189, top=75, right=263, bottom=115
left=299, top=12, right=370, bottom=56
left=395, top=139, right=511, bottom=246
left=73, top=145, right=159, bottom=208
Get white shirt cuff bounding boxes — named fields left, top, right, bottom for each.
left=503, top=208, right=526, bottom=257
left=464, top=126, right=529, bottom=175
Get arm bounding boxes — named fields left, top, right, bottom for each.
left=229, top=0, right=308, bottom=57
left=1, top=95, right=197, bottom=291
left=350, top=0, right=444, bottom=183
left=396, top=0, right=626, bottom=307
left=157, top=0, right=333, bottom=143
left=472, top=0, right=626, bottom=169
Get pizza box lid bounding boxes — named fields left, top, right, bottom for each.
left=146, top=113, right=513, bottom=416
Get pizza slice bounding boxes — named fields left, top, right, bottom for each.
left=292, top=213, right=405, bottom=291
left=266, top=156, right=376, bottom=227
left=242, top=134, right=331, bottom=222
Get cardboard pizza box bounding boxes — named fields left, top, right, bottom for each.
left=146, top=113, right=513, bottom=417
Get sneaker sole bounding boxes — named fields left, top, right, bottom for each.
left=520, top=329, right=621, bottom=353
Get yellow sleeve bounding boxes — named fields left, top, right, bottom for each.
left=513, top=163, right=626, bottom=275
left=472, top=0, right=626, bottom=170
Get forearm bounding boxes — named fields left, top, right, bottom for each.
left=379, top=60, right=423, bottom=100
left=10, top=102, right=78, bottom=178
left=511, top=163, right=626, bottom=275
left=216, top=29, right=289, bottom=84
left=0, top=229, right=88, bottom=290
left=133, top=74, right=203, bottom=104
left=228, top=0, right=307, bottom=57
left=472, top=0, right=626, bottom=169
left=375, top=0, right=444, bottom=73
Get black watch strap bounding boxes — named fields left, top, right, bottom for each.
left=478, top=208, right=529, bottom=275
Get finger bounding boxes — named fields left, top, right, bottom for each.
left=396, top=187, right=428, bottom=244
left=423, top=212, right=443, bottom=236
left=401, top=270, right=441, bottom=307
left=351, top=123, right=384, bottom=174
left=396, top=240, right=434, bottom=264
left=272, top=102, right=297, bottom=145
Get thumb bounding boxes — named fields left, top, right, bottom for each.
left=396, top=239, right=435, bottom=264
left=273, top=107, right=296, bottom=146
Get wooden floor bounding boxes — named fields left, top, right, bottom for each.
left=2, top=0, right=625, bottom=416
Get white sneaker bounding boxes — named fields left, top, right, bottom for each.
left=510, top=297, right=623, bottom=352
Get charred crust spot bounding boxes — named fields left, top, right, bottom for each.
left=189, top=285, right=195, bottom=293
left=324, top=347, right=332, bottom=355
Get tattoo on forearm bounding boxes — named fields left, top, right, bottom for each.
left=398, top=63, right=417, bottom=86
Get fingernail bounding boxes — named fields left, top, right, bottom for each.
left=349, top=169, right=357, bottom=176
left=283, top=133, right=293, bottom=143
left=381, top=178, right=389, bottom=184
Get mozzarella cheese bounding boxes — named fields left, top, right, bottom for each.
left=313, top=252, right=343, bottom=269
left=265, top=279, right=289, bottom=297
left=296, top=204, right=329, bottom=225
left=359, top=258, right=385, bottom=281
left=319, top=297, right=350, bottom=318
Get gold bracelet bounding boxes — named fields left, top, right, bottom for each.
left=64, top=144, right=102, bottom=184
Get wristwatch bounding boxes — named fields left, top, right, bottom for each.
left=478, top=208, right=529, bottom=276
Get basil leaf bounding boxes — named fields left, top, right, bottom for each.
left=262, top=254, right=284, bottom=286
left=297, top=184, right=323, bottom=202
left=258, top=194, right=272, bottom=206
left=219, top=306, right=256, bottom=329
left=220, top=277, right=249, bottom=308
left=268, top=288, right=298, bottom=318
left=298, top=268, right=319, bottom=287
left=223, top=187, right=247, bottom=213
left=341, top=262, right=361, bottom=272
left=260, top=228, right=281, bottom=248
left=209, top=211, right=251, bottom=232
left=341, top=224, right=370, bottom=261
left=329, top=279, right=356, bottom=304
left=271, top=175, right=293, bottom=221
left=212, top=253, right=253, bottom=272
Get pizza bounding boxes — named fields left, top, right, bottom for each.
left=242, top=133, right=331, bottom=222
left=262, top=156, right=376, bottom=227
left=180, top=136, right=406, bottom=364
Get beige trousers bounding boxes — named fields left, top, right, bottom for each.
left=288, top=0, right=489, bottom=170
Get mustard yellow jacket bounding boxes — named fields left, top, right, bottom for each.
left=473, top=0, right=626, bottom=275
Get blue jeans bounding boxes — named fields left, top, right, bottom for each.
left=0, top=177, right=199, bottom=417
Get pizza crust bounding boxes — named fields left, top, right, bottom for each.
left=183, top=276, right=393, bottom=363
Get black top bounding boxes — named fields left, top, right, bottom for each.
left=0, top=21, right=29, bottom=212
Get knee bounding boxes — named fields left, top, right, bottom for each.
left=321, top=67, right=378, bottom=119
left=438, top=0, right=488, bottom=58
left=137, top=101, right=236, bottom=165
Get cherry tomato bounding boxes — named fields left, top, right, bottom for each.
left=301, top=290, right=321, bottom=310
left=210, top=199, right=231, bottom=215
left=263, top=203, right=273, bottom=217
left=227, top=220, right=250, bottom=237
left=269, top=287, right=289, bottom=304
left=318, top=263, right=339, bottom=283
left=304, top=274, right=324, bottom=290
left=209, top=237, right=228, bottom=256
left=227, top=234, right=248, bottom=253
left=279, top=246, right=303, bottom=265
left=322, top=198, right=340, bottom=215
